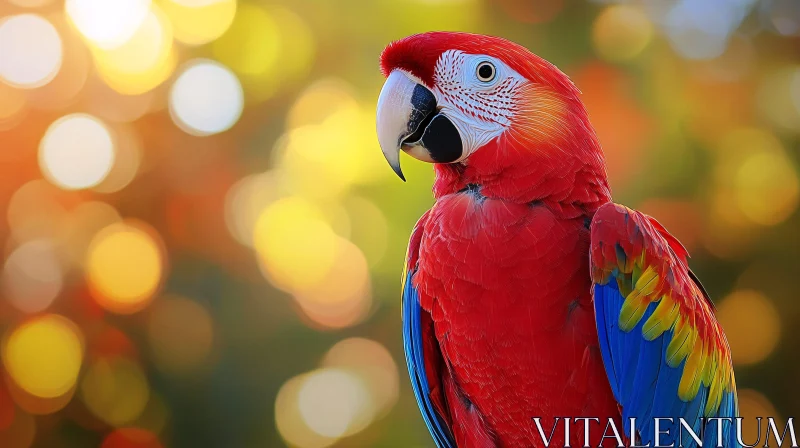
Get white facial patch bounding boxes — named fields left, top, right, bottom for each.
left=431, top=50, right=527, bottom=160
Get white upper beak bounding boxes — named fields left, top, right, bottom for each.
left=376, top=70, right=436, bottom=181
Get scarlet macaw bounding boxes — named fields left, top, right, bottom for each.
left=375, top=32, right=739, bottom=448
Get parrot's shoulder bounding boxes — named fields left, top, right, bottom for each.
left=590, top=202, right=689, bottom=267
left=588, top=201, right=719, bottom=330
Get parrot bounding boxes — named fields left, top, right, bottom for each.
left=375, top=32, right=739, bottom=448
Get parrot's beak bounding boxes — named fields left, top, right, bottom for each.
left=376, top=70, right=463, bottom=181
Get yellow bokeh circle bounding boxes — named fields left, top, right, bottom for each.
left=592, top=5, right=653, bottom=61
left=714, top=128, right=800, bottom=227
left=85, top=222, right=165, bottom=314
left=253, top=197, right=337, bottom=293
left=717, top=289, right=781, bottom=365
left=2, top=315, right=83, bottom=399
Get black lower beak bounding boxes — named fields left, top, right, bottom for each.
left=415, top=113, right=462, bottom=163
left=402, top=85, right=463, bottom=164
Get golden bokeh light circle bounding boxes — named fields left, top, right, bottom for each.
left=717, top=289, right=781, bottom=366
left=2, top=315, right=84, bottom=399
left=85, top=222, right=165, bottom=314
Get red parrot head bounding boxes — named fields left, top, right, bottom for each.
left=376, top=32, right=609, bottom=206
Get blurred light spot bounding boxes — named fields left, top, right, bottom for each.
left=253, top=197, right=337, bottom=292
left=63, top=201, right=122, bottom=266
left=495, top=0, right=563, bottom=24
left=253, top=197, right=372, bottom=328
left=275, top=374, right=336, bottom=448
left=292, top=239, right=372, bottom=329
left=3, top=315, right=83, bottom=399
left=717, top=290, right=780, bottom=365
left=101, top=428, right=163, bottom=448
left=757, top=66, right=800, bottom=132
left=147, top=296, right=214, bottom=375
left=39, top=114, right=115, bottom=190
left=162, top=0, right=236, bottom=46
left=6, top=180, right=68, bottom=243
left=592, top=5, right=653, bottom=61
left=90, top=5, right=176, bottom=95
left=662, top=0, right=757, bottom=60
left=2, top=240, right=63, bottom=314
left=287, top=78, right=359, bottom=130
left=738, top=389, right=780, bottom=444
left=322, top=338, right=399, bottom=418
left=0, top=409, right=35, bottom=448
left=211, top=3, right=279, bottom=78
left=735, top=149, right=799, bottom=225
left=0, top=14, right=62, bottom=88
left=169, top=59, right=243, bottom=136
left=81, top=358, right=150, bottom=427
left=86, top=222, right=164, bottom=314
left=224, top=171, right=286, bottom=247
left=714, top=128, right=799, bottom=226
left=94, top=125, right=141, bottom=193
left=66, top=0, right=151, bottom=49
left=299, top=368, right=373, bottom=438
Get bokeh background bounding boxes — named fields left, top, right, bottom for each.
left=0, top=0, right=798, bottom=446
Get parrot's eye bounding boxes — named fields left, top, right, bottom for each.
left=476, top=61, right=496, bottom=82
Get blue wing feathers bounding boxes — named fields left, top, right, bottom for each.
left=402, top=271, right=455, bottom=448
left=594, top=282, right=739, bottom=448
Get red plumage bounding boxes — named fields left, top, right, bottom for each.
left=383, top=33, right=735, bottom=448
left=413, top=192, right=620, bottom=446
left=384, top=33, right=622, bottom=446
